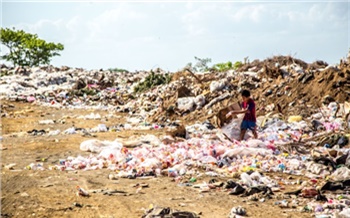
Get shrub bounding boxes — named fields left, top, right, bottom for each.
left=133, top=71, right=172, bottom=93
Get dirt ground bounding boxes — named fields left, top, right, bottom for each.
left=1, top=101, right=314, bottom=218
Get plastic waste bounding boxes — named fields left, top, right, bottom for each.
left=168, top=169, right=178, bottom=177
left=140, top=134, right=162, bottom=146
left=278, top=163, right=286, bottom=171
left=139, top=158, right=161, bottom=169
left=39, top=119, right=55, bottom=125
left=249, top=171, right=262, bottom=181
left=194, top=95, right=206, bottom=109
left=26, top=163, right=44, bottom=170
left=76, top=186, right=89, bottom=197
left=98, top=143, right=124, bottom=160
left=210, top=80, right=226, bottom=93
left=80, top=140, right=106, bottom=153
left=228, top=206, right=246, bottom=217
left=4, top=163, right=17, bottom=170
left=287, top=115, right=302, bottom=123
left=78, top=113, right=101, bottom=120
left=241, top=172, right=253, bottom=187
left=314, top=204, right=323, bottom=212
left=177, top=97, right=195, bottom=111
left=64, top=127, right=76, bottom=134
left=329, top=167, right=350, bottom=181
left=338, top=208, right=350, bottom=218
left=199, top=156, right=217, bottom=164
left=27, top=96, right=36, bottom=102
left=97, top=124, right=108, bottom=132
left=222, top=147, right=273, bottom=158
left=246, top=139, right=267, bottom=148
left=189, top=177, right=197, bottom=183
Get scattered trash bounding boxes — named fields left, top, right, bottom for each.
left=142, top=206, right=200, bottom=218
left=4, top=163, right=16, bottom=170
left=76, top=186, right=89, bottom=197
left=229, top=206, right=246, bottom=217
left=38, top=119, right=55, bottom=125
left=20, top=192, right=30, bottom=197
left=73, top=202, right=83, bottom=208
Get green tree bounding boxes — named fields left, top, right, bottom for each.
left=0, top=27, right=64, bottom=67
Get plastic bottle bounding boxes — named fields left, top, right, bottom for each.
left=76, top=186, right=89, bottom=197
left=189, top=177, right=197, bottom=183
left=278, top=163, right=286, bottom=171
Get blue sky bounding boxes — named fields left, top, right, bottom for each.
left=1, top=0, right=349, bottom=71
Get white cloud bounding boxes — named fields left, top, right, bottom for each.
left=230, top=4, right=266, bottom=23
left=15, top=19, right=65, bottom=44
left=84, top=4, right=150, bottom=45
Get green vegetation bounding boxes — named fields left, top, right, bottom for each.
left=213, top=61, right=232, bottom=72
left=0, top=27, right=64, bottom=67
left=134, top=71, right=172, bottom=93
left=212, top=61, right=243, bottom=72
left=233, top=61, right=243, bottom=69
left=186, top=56, right=244, bottom=72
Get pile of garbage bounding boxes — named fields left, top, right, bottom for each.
left=2, top=53, right=350, bottom=217
left=1, top=54, right=350, bottom=126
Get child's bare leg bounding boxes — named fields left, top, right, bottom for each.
left=240, top=129, right=246, bottom=141
left=252, top=130, right=258, bottom=139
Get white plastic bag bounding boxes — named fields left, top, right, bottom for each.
left=210, top=80, right=226, bottom=93
left=80, top=139, right=106, bottom=153
left=241, top=172, right=253, bottom=187
left=329, top=167, right=350, bottom=181
left=338, top=208, right=350, bottom=218
left=194, top=95, right=206, bottom=109
left=177, top=97, right=195, bottom=111
left=97, top=124, right=108, bottom=132
left=222, top=147, right=273, bottom=158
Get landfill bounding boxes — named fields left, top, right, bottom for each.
left=1, top=54, right=350, bottom=217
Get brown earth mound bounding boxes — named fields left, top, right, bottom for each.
left=149, top=55, right=349, bottom=126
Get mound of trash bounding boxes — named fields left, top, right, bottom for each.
left=1, top=54, right=350, bottom=128
left=2, top=52, right=350, bottom=217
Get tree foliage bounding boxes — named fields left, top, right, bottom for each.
left=0, top=28, right=64, bottom=67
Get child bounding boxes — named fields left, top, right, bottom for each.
left=226, top=89, right=258, bottom=141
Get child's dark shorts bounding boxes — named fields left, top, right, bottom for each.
left=241, top=121, right=256, bottom=130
